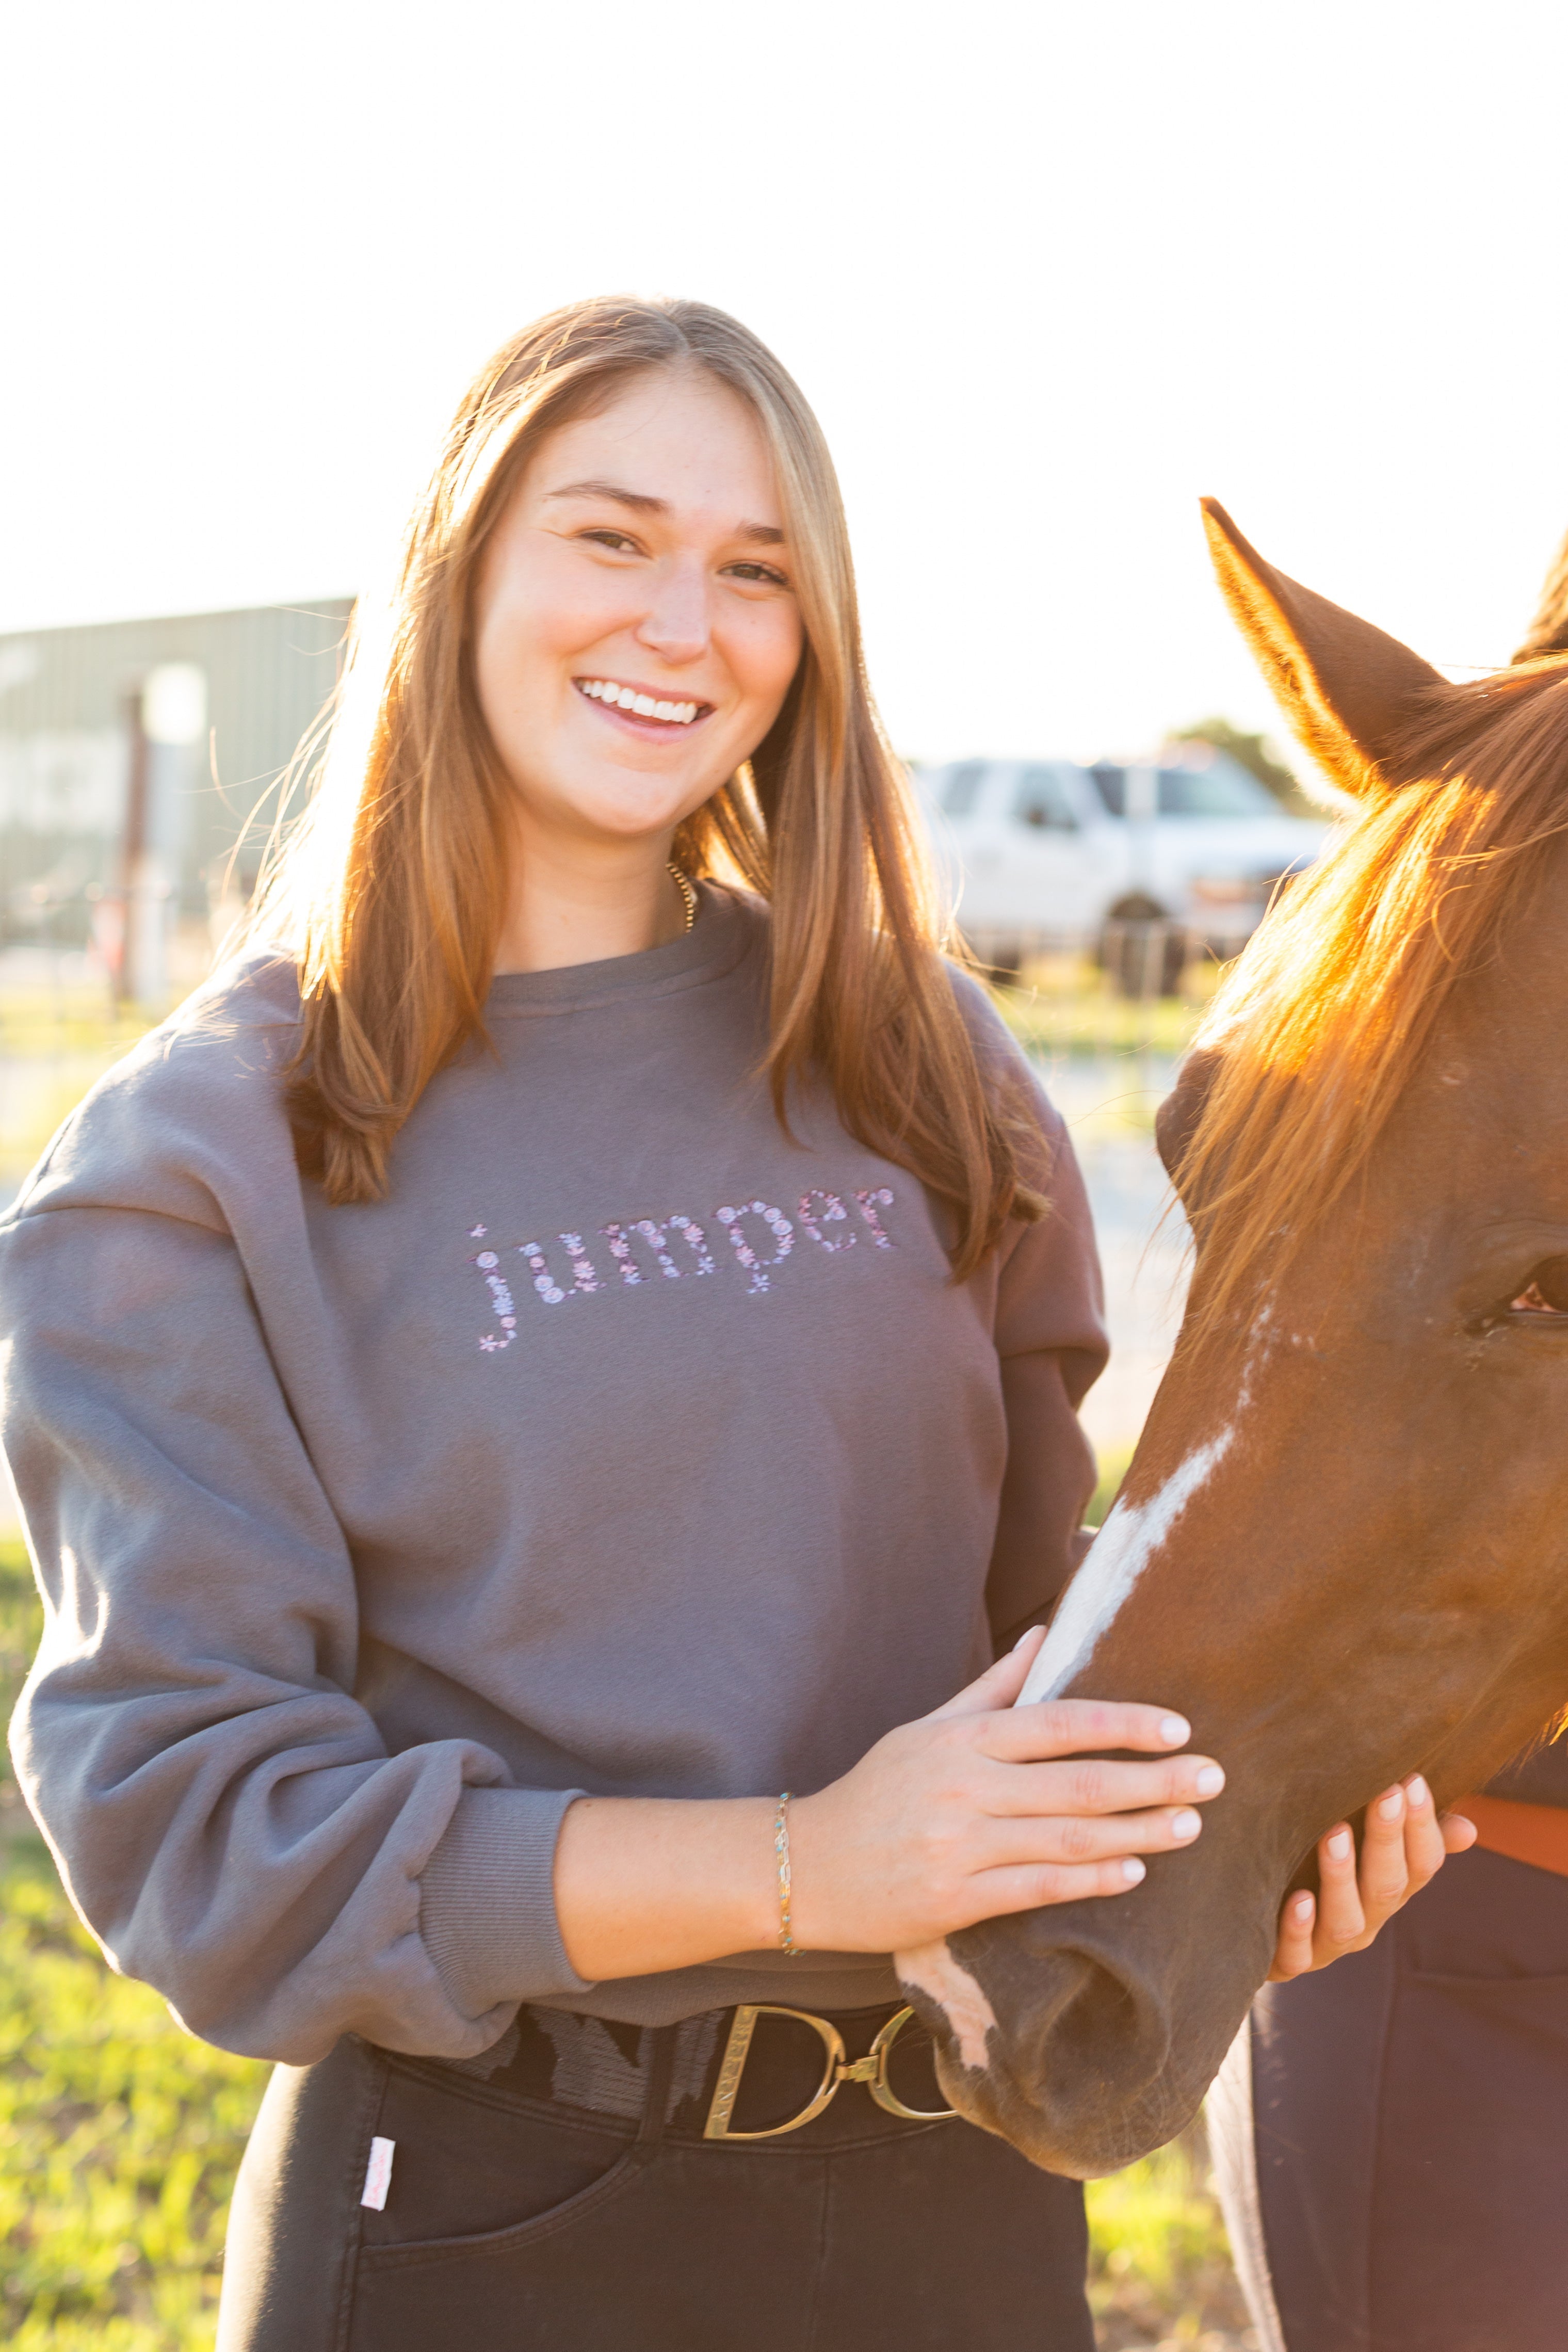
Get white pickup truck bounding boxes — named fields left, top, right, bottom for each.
left=912, top=743, right=1331, bottom=985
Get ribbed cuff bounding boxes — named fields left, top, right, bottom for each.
left=418, top=1785, right=592, bottom=2016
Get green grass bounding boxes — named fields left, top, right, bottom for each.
left=0, top=1547, right=269, bottom=2348
left=0, top=997, right=157, bottom=1198
left=1089, top=1443, right=1136, bottom=1531
left=994, top=952, right=1219, bottom=1064
left=0, top=993, right=154, bottom=1062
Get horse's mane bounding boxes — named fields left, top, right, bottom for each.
left=1172, top=656, right=1568, bottom=1349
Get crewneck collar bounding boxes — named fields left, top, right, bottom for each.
left=484, top=882, right=756, bottom=1017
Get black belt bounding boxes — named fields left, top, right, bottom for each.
left=423, top=1997, right=957, bottom=2145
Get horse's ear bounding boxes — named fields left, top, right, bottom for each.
left=1201, top=498, right=1443, bottom=798
left=1513, top=526, right=1568, bottom=663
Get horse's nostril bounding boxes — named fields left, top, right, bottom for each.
left=927, top=1934, right=1231, bottom=2180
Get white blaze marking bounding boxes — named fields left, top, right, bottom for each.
left=1017, top=1426, right=1237, bottom=1705
left=899, top=1358, right=1256, bottom=2080
left=896, top=1939, right=999, bottom=2071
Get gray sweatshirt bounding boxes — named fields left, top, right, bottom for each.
left=2, top=885, right=1106, bottom=2065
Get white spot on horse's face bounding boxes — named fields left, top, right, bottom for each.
left=1017, top=1425, right=1237, bottom=1705
left=896, top=1939, right=998, bottom=2072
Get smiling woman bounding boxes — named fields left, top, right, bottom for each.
left=265, top=300, right=1037, bottom=1273
left=0, top=299, right=1456, bottom=2352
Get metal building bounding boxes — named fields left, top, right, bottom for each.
left=0, top=598, right=352, bottom=996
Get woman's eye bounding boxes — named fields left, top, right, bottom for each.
left=1509, top=1260, right=1568, bottom=1316
left=581, top=529, right=639, bottom=554
left=723, top=562, right=788, bottom=587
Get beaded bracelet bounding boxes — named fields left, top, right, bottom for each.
left=774, top=1792, right=800, bottom=1956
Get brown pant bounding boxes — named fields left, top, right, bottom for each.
left=217, top=2003, right=1094, bottom=2352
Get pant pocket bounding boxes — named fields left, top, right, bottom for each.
left=348, top=2140, right=822, bottom=2352
left=357, top=2063, right=641, bottom=2260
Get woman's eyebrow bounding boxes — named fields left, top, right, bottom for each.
left=544, top=478, right=667, bottom=514
left=542, top=479, right=785, bottom=545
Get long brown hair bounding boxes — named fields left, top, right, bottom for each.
left=253, top=296, right=1041, bottom=1276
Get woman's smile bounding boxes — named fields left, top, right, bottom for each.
left=572, top=674, right=711, bottom=732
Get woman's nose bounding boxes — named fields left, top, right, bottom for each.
left=635, top=556, right=710, bottom=665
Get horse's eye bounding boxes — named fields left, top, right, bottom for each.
left=1509, top=1260, right=1568, bottom=1316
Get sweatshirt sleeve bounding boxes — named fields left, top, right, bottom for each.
left=951, top=979, right=1109, bottom=1649
left=0, top=1005, right=588, bottom=2067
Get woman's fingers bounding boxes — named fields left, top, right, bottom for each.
left=976, top=1803, right=1209, bottom=1868
left=928, top=1626, right=1047, bottom=1719
left=980, top=1697, right=1194, bottom=1761
left=977, top=1751, right=1225, bottom=1819
left=957, top=1854, right=1151, bottom=1920
left=1396, top=1776, right=1448, bottom=1889
left=1353, top=1783, right=1414, bottom=1924
left=1440, top=1806, right=1478, bottom=1854
left=1267, top=1889, right=1318, bottom=1980
left=1311, top=1818, right=1369, bottom=1953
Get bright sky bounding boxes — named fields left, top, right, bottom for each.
left=6, top=1, right=1567, bottom=769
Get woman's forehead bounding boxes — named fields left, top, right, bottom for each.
left=521, top=368, right=783, bottom=525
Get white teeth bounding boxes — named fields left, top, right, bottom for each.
left=576, top=680, right=700, bottom=724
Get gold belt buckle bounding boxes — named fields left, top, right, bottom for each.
left=703, top=2003, right=957, bottom=2141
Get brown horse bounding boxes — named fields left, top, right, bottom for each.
left=899, top=504, right=1568, bottom=2176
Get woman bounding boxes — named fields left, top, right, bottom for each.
left=2, top=298, right=1458, bottom=2352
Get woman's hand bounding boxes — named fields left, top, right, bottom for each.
left=556, top=1627, right=1223, bottom=1982
left=793, top=1624, right=1225, bottom=1954
left=1267, top=1780, right=1479, bottom=1980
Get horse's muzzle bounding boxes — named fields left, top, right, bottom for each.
left=905, top=1867, right=1274, bottom=2178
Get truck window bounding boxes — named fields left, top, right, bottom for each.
left=1014, top=766, right=1079, bottom=831
left=943, top=761, right=987, bottom=816
left=1157, top=763, right=1275, bottom=816
left=1089, top=763, right=1126, bottom=816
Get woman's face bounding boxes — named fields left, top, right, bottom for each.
left=472, top=366, right=804, bottom=849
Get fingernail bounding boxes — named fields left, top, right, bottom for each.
left=1407, top=1775, right=1429, bottom=1808
left=1293, top=1892, right=1315, bottom=1921
left=1327, top=1827, right=1353, bottom=1862
left=1194, top=1764, right=1225, bottom=1797
left=1012, top=1626, right=1037, bottom=1650
left=1122, top=1857, right=1146, bottom=1884
left=1377, top=1788, right=1404, bottom=1822
left=1159, top=1715, right=1189, bottom=1745
left=1172, top=1809, right=1202, bottom=1841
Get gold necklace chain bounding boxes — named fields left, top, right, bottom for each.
left=667, top=861, right=698, bottom=934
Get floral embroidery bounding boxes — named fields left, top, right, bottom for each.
left=472, top=1181, right=893, bottom=1345
left=715, top=1200, right=795, bottom=1295
left=473, top=1249, right=520, bottom=1349
left=559, top=1235, right=604, bottom=1296
left=601, top=1219, right=685, bottom=1284
left=514, top=1234, right=604, bottom=1308
left=798, top=1190, right=853, bottom=1250
left=668, top=1214, right=716, bottom=1274
left=853, top=1187, right=896, bottom=1247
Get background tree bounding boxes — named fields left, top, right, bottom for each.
left=1167, top=717, right=1319, bottom=816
